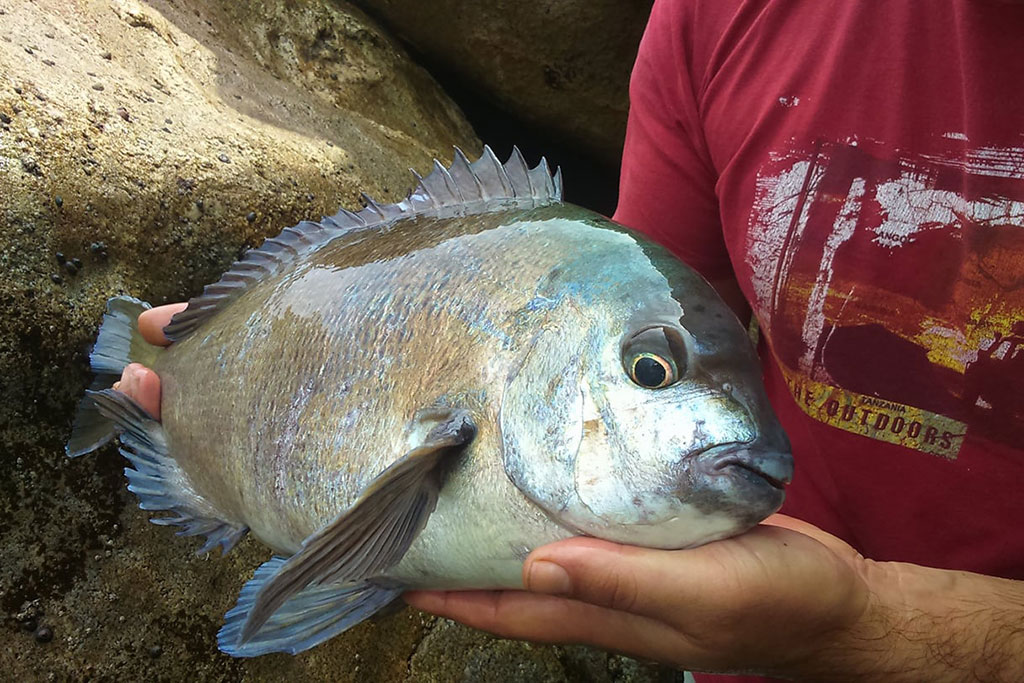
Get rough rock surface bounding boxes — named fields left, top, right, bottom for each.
left=353, top=0, right=654, bottom=168
left=0, top=0, right=669, bottom=680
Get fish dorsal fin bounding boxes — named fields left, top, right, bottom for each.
left=163, top=146, right=562, bottom=341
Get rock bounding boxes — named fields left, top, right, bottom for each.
left=0, top=1, right=669, bottom=680
left=353, top=0, right=653, bottom=167
left=408, top=619, right=672, bottom=683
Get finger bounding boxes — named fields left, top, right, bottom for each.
left=138, top=303, right=187, bottom=346
left=522, top=537, right=697, bottom=621
left=116, top=363, right=162, bottom=420
left=760, top=514, right=857, bottom=557
left=133, top=365, right=162, bottom=419
left=760, top=513, right=820, bottom=534
left=404, top=589, right=682, bottom=663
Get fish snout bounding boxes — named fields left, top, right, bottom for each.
left=712, top=446, right=790, bottom=489
left=705, top=443, right=794, bottom=490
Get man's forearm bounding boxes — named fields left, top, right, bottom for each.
left=808, top=562, right=1024, bottom=682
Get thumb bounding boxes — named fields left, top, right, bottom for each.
left=523, top=537, right=694, bottom=619
left=138, top=302, right=188, bottom=346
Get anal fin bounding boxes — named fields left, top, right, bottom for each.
left=218, top=556, right=403, bottom=657
left=84, top=389, right=248, bottom=555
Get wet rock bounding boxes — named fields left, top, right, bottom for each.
left=21, top=156, right=42, bottom=176
left=353, top=0, right=653, bottom=166
left=408, top=619, right=672, bottom=683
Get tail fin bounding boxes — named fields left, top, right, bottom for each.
left=67, top=296, right=160, bottom=457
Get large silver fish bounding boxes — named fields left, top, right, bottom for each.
left=68, top=148, right=793, bottom=657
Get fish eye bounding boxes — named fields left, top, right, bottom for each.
left=630, top=353, right=675, bottom=388
left=621, top=325, right=689, bottom=390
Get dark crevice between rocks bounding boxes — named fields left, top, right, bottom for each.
left=373, top=35, right=621, bottom=218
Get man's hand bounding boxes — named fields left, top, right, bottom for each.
left=112, top=303, right=184, bottom=419
left=405, top=517, right=1024, bottom=681
left=407, top=516, right=877, bottom=678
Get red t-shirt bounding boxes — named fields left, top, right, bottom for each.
left=614, top=1, right=1024, bottom=680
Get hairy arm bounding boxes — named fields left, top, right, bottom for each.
left=839, top=559, right=1024, bottom=682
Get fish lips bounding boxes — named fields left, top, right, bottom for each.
left=707, top=443, right=794, bottom=489
left=695, top=441, right=794, bottom=515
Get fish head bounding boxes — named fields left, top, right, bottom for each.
left=500, top=223, right=792, bottom=549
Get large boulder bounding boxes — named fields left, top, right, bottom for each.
left=353, top=0, right=654, bottom=168
left=0, top=0, right=665, bottom=680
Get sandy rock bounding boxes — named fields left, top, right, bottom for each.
left=408, top=619, right=675, bottom=683
left=353, top=0, right=654, bottom=168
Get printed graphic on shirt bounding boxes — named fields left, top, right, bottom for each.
left=745, top=137, right=1024, bottom=458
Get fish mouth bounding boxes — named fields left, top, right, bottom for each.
left=705, top=443, right=794, bottom=491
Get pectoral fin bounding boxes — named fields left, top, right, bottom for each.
left=235, top=409, right=476, bottom=647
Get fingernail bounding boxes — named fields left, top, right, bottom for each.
left=131, top=365, right=146, bottom=382
left=526, top=560, right=571, bottom=595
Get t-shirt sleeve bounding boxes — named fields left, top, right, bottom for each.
left=612, top=0, right=733, bottom=282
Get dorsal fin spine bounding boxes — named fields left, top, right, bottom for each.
left=450, top=147, right=485, bottom=202
left=339, top=208, right=366, bottom=226
left=163, top=149, right=563, bottom=342
left=433, top=160, right=462, bottom=203
left=263, top=238, right=301, bottom=258
left=513, top=146, right=537, bottom=197
left=409, top=169, right=436, bottom=206
left=481, top=146, right=514, bottom=196
left=280, top=227, right=313, bottom=246
left=360, top=193, right=386, bottom=221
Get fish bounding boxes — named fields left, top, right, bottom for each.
left=67, top=147, right=793, bottom=657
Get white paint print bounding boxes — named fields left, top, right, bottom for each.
left=747, top=158, right=822, bottom=331
left=743, top=135, right=1024, bottom=452
left=798, top=177, right=863, bottom=378
left=746, top=136, right=1024, bottom=326
left=873, top=174, right=1024, bottom=248
left=923, top=144, right=1024, bottom=179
